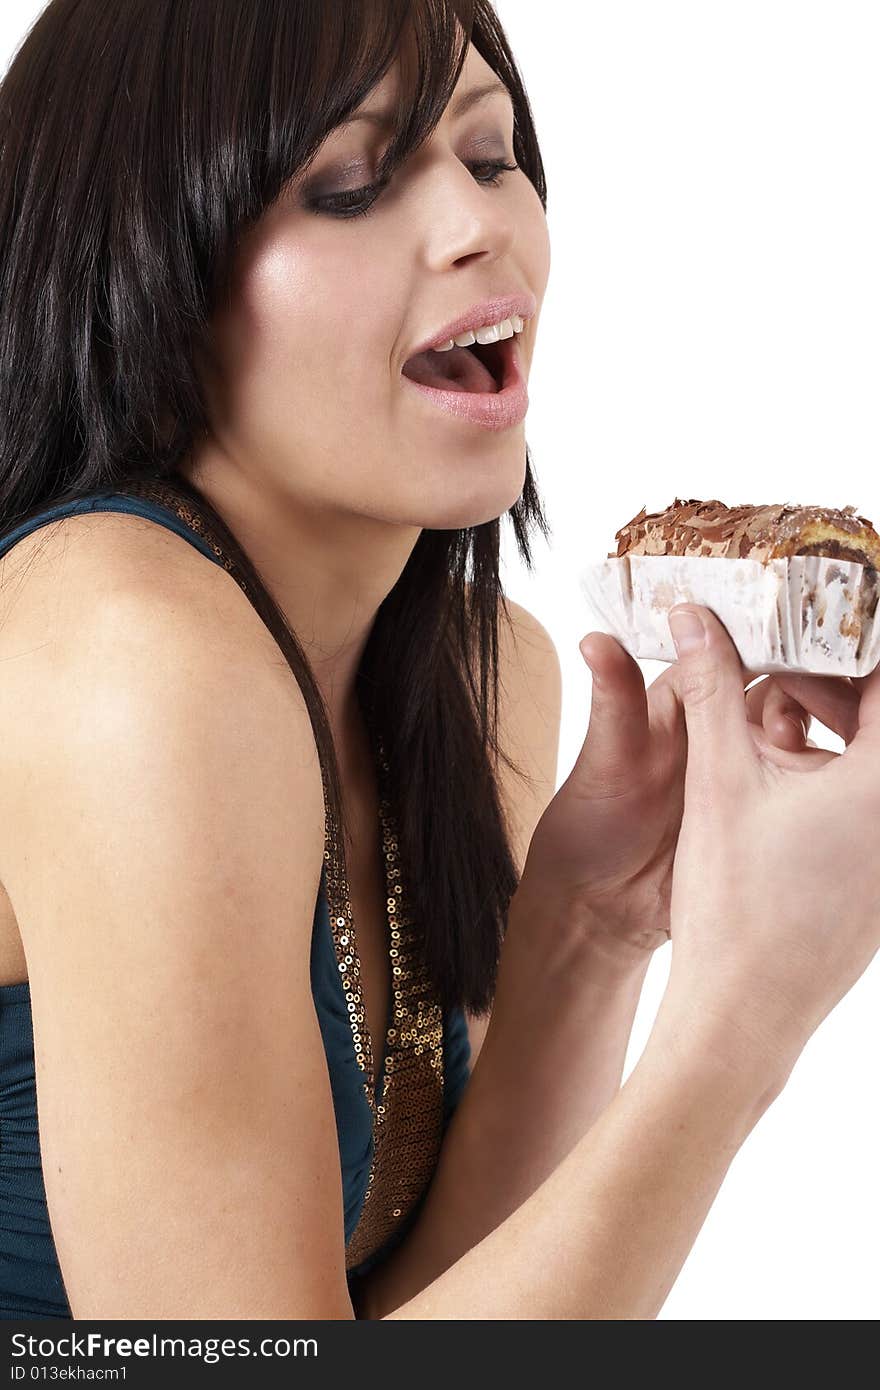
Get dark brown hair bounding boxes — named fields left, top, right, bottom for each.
left=0, top=0, right=550, bottom=1016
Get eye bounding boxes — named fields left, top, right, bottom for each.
left=469, top=159, right=519, bottom=188
left=307, top=159, right=519, bottom=221
left=306, top=176, right=392, bottom=221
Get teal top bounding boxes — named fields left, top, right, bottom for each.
left=0, top=490, right=471, bottom=1319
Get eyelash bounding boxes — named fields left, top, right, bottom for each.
left=308, top=159, right=519, bottom=220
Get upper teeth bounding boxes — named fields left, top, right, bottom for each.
left=433, top=314, right=529, bottom=352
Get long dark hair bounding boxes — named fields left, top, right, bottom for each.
left=0, top=0, right=550, bottom=1016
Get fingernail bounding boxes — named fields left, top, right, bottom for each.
left=783, top=710, right=808, bottom=740
left=668, top=608, right=707, bottom=656
left=579, top=638, right=601, bottom=684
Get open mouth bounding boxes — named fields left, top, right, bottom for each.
left=401, top=336, right=511, bottom=394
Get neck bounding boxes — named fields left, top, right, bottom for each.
left=175, top=441, right=422, bottom=735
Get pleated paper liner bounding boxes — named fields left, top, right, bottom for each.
left=579, top=554, right=880, bottom=676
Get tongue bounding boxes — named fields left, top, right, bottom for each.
left=402, top=344, right=498, bottom=393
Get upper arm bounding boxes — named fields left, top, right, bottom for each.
left=465, top=593, right=563, bottom=1062
left=2, top=555, right=355, bottom=1318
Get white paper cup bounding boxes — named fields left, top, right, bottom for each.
left=579, top=554, right=880, bottom=676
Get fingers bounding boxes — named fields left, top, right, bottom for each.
left=614, top=637, right=767, bottom=721
left=665, top=605, right=758, bottom=797
left=749, top=671, right=861, bottom=745
left=577, top=632, right=649, bottom=791
left=748, top=721, right=839, bottom=772
left=746, top=677, right=811, bottom=752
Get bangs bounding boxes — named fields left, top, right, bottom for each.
left=187, top=0, right=546, bottom=304
left=278, top=0, right=478, bottom=187
left=205, top=0, right=475, bottom=292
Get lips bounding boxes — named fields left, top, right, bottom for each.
left=400, top=329, right=529, bottom=431
left=401, top=290, right=537, bottom=365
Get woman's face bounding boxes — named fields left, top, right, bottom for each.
left=193, top=42, right=550, bottom=531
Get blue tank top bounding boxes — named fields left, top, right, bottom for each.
left=0, top=488, right=472, bottom=1319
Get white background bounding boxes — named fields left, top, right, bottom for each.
left=3, top=0, right=877, bottom=1321
left=494, top=0, right=879, bottom=1320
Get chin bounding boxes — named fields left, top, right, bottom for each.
left=405, top=457, right=528, bottom=530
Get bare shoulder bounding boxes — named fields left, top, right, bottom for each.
left=0, top=505, right=264, bottom=664
left=460, top=584, right=562, bottom=740
left=0, top=505, right=305, bottom=769
left=0, top=503, right=216, bottom=591
left=457, top=581, right=562, bottom=875
left=0, top=511, right=347, bottom=1316
left=0, top=504, right=325, bottom=916
left=496, top=594, right=563, bottom=717
left=494, top=594, right=563, bottom=832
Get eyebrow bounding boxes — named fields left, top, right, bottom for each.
left=342, top=78, right=511, bottom=130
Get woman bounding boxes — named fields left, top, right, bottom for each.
left=0, top=0, right=875, bottom=1320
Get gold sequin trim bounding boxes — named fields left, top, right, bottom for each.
left=117, top=476, right=447, bottom=1272
left=322, top=734, right=445, bottom=1271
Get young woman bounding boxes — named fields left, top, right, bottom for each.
left=0, top=0, right=876, bottom=1321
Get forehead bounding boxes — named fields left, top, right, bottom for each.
left=357, top=41, right=502, bottom=117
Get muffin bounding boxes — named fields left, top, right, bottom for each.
left=612, top=498, right=880, bottom=568
left=580, top=498, right=880, bottom=675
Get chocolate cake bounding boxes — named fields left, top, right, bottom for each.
left=612, top=499, right=880, bottom=571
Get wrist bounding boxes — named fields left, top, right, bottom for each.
left=645, top=977, right=797, bottom=1129
left=454, top=888, right=656, bottom=1202
left=473, top=884, right=652, bottom=1113
left=506, top=876, right=657, bottom=991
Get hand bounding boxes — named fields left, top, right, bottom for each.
left=661, top=604, right=880, bottom=1083
left=519, top=627, right=859, bottom=960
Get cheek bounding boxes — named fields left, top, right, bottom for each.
left=236, top=230, right=401, bottom=391
left=516, top=185, right=551, bottom=294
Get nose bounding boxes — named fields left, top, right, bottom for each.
left=420, top=162, right=517, bottom=271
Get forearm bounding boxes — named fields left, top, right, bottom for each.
left=355, top=889, right=649, bottom=1318
left=371, top=1001, right=781, bottom=1320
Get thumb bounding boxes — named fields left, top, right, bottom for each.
left=667, top=605, right=757, bottom=796
left=576, top=632, right=650, bottom=792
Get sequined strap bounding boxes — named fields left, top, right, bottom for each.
left=323, top=741, right=446, bottom=1270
